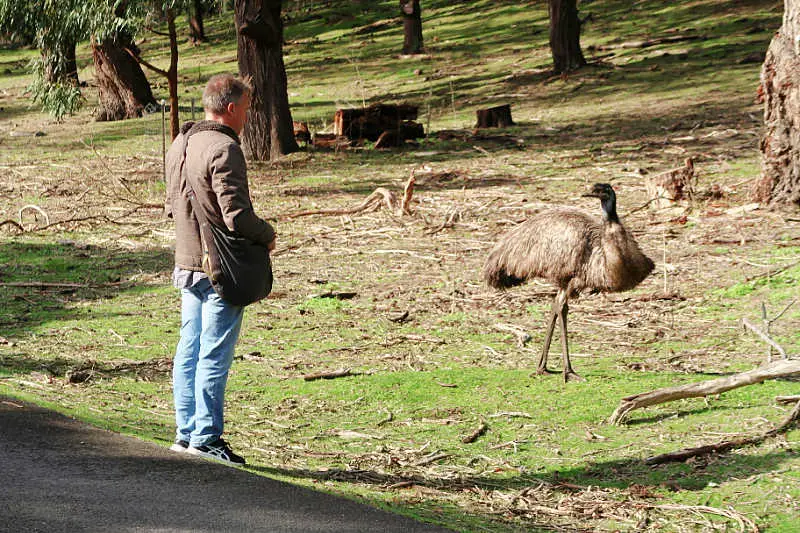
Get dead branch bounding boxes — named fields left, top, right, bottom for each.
left=303, top=368, right=355, bottom=381
left=492, top=323, right=532, bottom=347
left=0, top=220, right=24, bottom=232
left=282, top=173, right=417, bottom=219
left=608, top=359, right=800, bottom=424
left=284, top=188, right=400, bottom=218
left=414, top=452, right=450, bottom=466
left=741, top=318, right=788, bottom=360
left=462, top=422, right=488, bottom=444
left=776, top=395, right=800, bottom=404
left=19, top=204, right=50, bottom=229
left=401, top=172, right=416, bottom=214
left=645, top=400, right=800, bottom=465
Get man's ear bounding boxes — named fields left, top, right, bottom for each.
left=226, top=102, right=236, bottom=114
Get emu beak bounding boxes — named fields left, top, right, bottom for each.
left=582, top=191, right=599, bottom=198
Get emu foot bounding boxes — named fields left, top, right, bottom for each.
left=563, top=371, right=585, bottom=383
left=531, top=367, right=557, bottom=377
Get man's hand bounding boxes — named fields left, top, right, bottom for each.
left=267, top=237, right=276, bottom=252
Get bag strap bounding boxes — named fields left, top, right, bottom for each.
left=178, top=120, right=240, bottom=230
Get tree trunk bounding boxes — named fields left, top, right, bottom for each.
left=548, top=0, right=586, bottom=73
left=189, top=0, right=207, bottom=44
left=92, top=34, right=157, bottom=121
left=42, top=40, right=79, bottom=85
left=753, top=0, right=800, bottom=207
left=235, top=0, right=299, bottom=161
left=166, top=9, right=180, bottom=140
left=400, top=0, right=423, bottom=55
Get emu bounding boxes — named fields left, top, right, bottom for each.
left=483, top=183, right=654, bottom=382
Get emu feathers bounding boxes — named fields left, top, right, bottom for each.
left=483, top=184, right=654, bottom=382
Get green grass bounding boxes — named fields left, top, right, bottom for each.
left=1, top=0, right=799, bottom=531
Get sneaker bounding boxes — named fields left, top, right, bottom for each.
left=187, top=438, right=246, bottom=466
left=169, top=439, right=189, bottom=453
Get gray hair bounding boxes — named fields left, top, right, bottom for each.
left=202, top=74, right=252, bottom=114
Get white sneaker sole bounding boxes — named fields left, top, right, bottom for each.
left=186, top=446, right=245, bottom=466
left=169, top=443, right=189, bottom=453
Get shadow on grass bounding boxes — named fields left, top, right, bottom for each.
left=0, top=239, right=172, bottom=339
left=251, top=447, right=796, bottom=496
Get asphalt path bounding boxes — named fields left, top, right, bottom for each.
left=0, top=398, right=454, bottom=533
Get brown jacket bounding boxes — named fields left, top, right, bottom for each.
left=165, top=121, right=275, bottom=271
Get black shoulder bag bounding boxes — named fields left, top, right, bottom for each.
left=180, top=123, right=273, bottom=306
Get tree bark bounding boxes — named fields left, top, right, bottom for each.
left=235, top=0, right=299, bottom=161
left=548, top=0, right=586, bottom=73
left=608, top=359, right=800, bottom=425
left=189, top=0, right=207, bottom=44
left=753, top=0, right=800, bottom=207
left=400, top=0, right=423, bottom=55
left=92, top=34, right=157, bottom=121
left=166, top=9, right=180, bottom=140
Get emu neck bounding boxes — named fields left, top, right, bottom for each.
left=601, top=195, right=619, bottom=224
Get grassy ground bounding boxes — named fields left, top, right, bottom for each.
left=1, top=1, right=799, bottom=531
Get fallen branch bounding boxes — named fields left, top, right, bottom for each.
left=608, top=358, right=800, bottom=424
left=462, top=421, right=488, bottom=444
left=0, top=219, right=24, bottom=232
left=284, top=187, right=400, bottom=218
left=303, top=368, right=355, bottom=381
left=776, top=395, right=800, bottom=404
left=18, top=204, right=49, bottom=229
left=493, top=323, right=532, bottom=347
left=741, top=318, right=788, bottom=360
left=645, top=400, right=800, bottom=465
left=283, top=174, right=417, bottom=219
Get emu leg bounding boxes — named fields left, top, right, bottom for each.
left=536, top=290, right=563, bottom=375
left=558, top=298, right=584, bottom=382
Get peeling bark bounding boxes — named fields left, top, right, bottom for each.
left=754, top=0, right=800, bottom=207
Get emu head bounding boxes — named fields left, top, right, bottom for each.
left=582, top=183, right=618, bottom=222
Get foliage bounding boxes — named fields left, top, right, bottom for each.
left=26, top=60, right=85, bottom=121
left=0, top=0, right=196, bottom=119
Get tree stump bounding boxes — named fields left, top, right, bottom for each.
left=475, top=104, right=514, bottom=128
left=333, top=104, right=422, bottom=146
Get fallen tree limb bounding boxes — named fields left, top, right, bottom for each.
left=742, top=318, right=787, bottom=360
left=0, top=220, right=24, bottom=232
left=645, top=400, right=800, bottom=465
left=462, top=421, right=488, bottom=444
left=776, top=395, right=800, bottom=404
left=282, top=174, right=417, bottom=219
left=303, top=368, right=355, bottom=381
left=284, top=187, right=400, bottom=218
left=608, top=358, right=800, bottom=424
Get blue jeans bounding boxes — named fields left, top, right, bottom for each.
left=172, top=278, right=244, bottom=447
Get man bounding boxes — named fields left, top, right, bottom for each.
left=164, top=74, right=276, bottom=465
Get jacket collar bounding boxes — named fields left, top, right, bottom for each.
left=181, top=120, right=240, bottom=145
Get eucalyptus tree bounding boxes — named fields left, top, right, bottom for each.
left=235, top=0, right=298, bottom=160
left=400, top=0, right=423, bottom=55
left=0, top=0, right=89, bottom=119
left=754, top=0, right=800, bottom=207
left=548, top=0, right=586, bottom=73
left=188, top=0, right=209, bottom=43
left=90, top=1, right=157, bottom=122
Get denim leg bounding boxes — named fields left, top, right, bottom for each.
left=173, top=284, right=204, bottom=441
left=190, top=281, right=244, bottom=447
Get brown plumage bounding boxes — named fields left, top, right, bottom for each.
left=483, top=183, right=654, bottom=382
